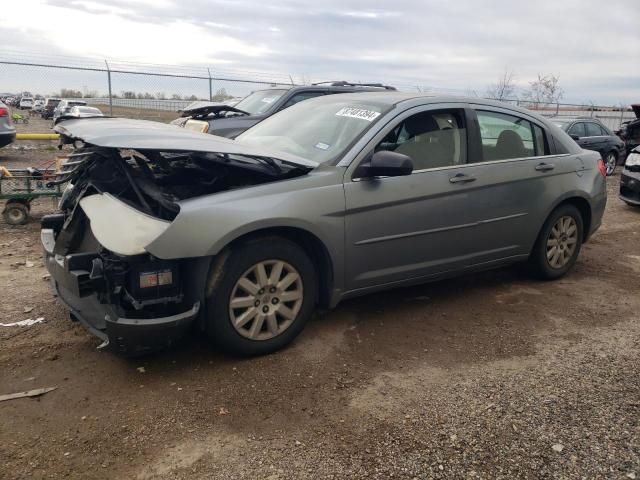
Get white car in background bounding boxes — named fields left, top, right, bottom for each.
left=53, top=105, right=104, bottom=125
left=32, top=99, right=45, bottom=113
left=19, top=97, right=34, bottom=109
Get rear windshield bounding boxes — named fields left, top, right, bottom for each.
left=76, top=107, right=101, bottom=114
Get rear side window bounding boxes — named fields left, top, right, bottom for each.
left=568, top=122, right=586, bottom=137
left=476, top=111, right=545, bottom=161
left=585, top=122, right=603, bottom=137
left=282, top=91, right=325, bottom=109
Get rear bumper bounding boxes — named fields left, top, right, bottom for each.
left=0, top=131, right=16, bottom=148
left=42, top=228, right=200, bottom=355
left=620, top=169, right=640, bottom=205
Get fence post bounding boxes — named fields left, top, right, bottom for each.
left=207, top=68, right=213, bottom=101
left=619, top=106, right=625, bottom=129
left=104, top=60, right=113, bottom=116
left=555, top=103, right=559, bottom=115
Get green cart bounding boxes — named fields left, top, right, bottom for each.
left=1, top=169, right=65, bottom=225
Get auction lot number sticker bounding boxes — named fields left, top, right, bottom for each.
left=335, top=107, right=381, bottom=121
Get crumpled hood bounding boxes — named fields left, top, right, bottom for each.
left=54, top=117, right=318, bottom=168
left=179, top=101, right=249, bottom=117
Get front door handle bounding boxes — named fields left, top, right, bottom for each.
left=535, top=162, right=555, bottom=172
left=449, top=173, right=477, bottom=184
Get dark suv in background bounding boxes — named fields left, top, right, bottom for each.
left=174, top=81, right=396, bottom=138
left=551, top=117, right=625, bottom=175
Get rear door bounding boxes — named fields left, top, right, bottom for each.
left=464, top=105, right=577, bottom=260
left=582, top=121, right=608, bottom=155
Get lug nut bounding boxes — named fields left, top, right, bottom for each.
left=272, top=298, right=279, bottom=305
left=254, top=300, right=260, bottom=307
left=269, top=287, right=276, bottom=293
left=262, top=305, right=269, bottom=313
left=258, top=288, right=265, bottom=295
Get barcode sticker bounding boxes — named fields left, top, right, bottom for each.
left=335, top=107, right=381, bottom=122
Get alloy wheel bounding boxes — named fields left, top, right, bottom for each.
left=228, top=260, right=303, bottom=340
left=546, top=216, right=578, bottom=269
left=605, top=152, right=616, bottom=176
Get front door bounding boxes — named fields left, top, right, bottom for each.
left=343, top=106, right=484, bottom=292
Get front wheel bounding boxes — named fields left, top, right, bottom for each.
left=528, top=204, right=584, bottom=280
left=205, top=237, right=317, bottom=356
left=604, top=151, right=617, bottom=176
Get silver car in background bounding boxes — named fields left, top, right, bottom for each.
left=0, top=100, right=16, bottom=148
left=43, top=93, right=607, bottom=356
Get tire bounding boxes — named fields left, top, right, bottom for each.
left=528, top=204, right=584, bottom=280
left=2, top=202, right=29, bottom=225
left=205, top=237, right=318, bottom=356
left=604, top=151, right=617, bottom=176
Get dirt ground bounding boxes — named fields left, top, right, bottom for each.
left=0, top=145, right=638, bottom=479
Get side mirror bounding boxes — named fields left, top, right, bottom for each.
left=356, top=150, right=413, bottom=178
left=570, top=134, right=580, bottom=141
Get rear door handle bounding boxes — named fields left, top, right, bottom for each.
left=449, top=173, right=477, bottom=184
left=535, top=162, right=555, bottom=172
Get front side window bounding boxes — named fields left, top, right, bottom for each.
left=585, top=122, right=603, bottom=137
left=568, top=122, right=586, bottom=138
left=476, top=111, right=539, bottom=161
left=374, top=109, right=467, bottom=170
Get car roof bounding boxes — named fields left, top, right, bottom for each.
left=549, top=116, right=602, bottom=123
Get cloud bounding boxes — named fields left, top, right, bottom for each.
left=0, top=0, right=638, bottom=103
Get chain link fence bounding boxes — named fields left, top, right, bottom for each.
left=0, top=51, right=635, bottom=131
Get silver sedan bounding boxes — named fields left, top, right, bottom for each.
left=43, top=93, right=606, bottom=356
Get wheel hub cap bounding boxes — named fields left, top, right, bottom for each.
left=546, top=216, right=578, bottom=269
left=228, top=260, right=303, bottom=341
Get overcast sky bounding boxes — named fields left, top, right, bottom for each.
left=1, top=0, right=639, bottom=104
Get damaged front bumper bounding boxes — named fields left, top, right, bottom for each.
left=620, top=168, right=640, bottom=205
left=42, top=225, right=200, bottom=356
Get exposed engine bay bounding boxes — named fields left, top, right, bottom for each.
left=55, top=146, right=311, bottom=221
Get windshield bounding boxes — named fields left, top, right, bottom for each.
left=237, top=97, right=391, bottom=164
left=234, top=89, right=287, bottom=115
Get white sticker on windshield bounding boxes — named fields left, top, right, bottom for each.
left=335, top=107, right=381, bottom=122
left=261, top=96, right=277, bottom=104
left=315, top=142, right=330, bottom=150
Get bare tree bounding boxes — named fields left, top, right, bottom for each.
left=523, top=74, right=564, bottom=108
left=486, top=69, right=516, bottom=101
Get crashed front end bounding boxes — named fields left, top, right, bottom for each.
left=42, top=118, right=313, bottom=355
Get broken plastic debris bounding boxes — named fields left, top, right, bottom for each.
left=0, top=387, right=57, bottom=402
left=1, top=317, right=44, bottom=327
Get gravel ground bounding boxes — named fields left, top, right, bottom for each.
left=0, top=148, right=638, bottom=479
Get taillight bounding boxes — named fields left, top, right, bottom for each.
left=597, top=158, right=607, bottom=178
left=0, top=108, right=8, bottom=117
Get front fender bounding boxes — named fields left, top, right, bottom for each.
left=145, top=168, right=346, bottom=279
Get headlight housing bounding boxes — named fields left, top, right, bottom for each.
left=80, top=193, right=171, bottom=256
left=625, top=151, right=640, bottom=168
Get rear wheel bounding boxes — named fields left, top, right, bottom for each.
left=528, top=204, right=583, bottom=280
left=205, top=237, right=317, bottom=356
left=604, top=151, right=617, bottom=176
left=2, top=202, right=29, bottom=225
